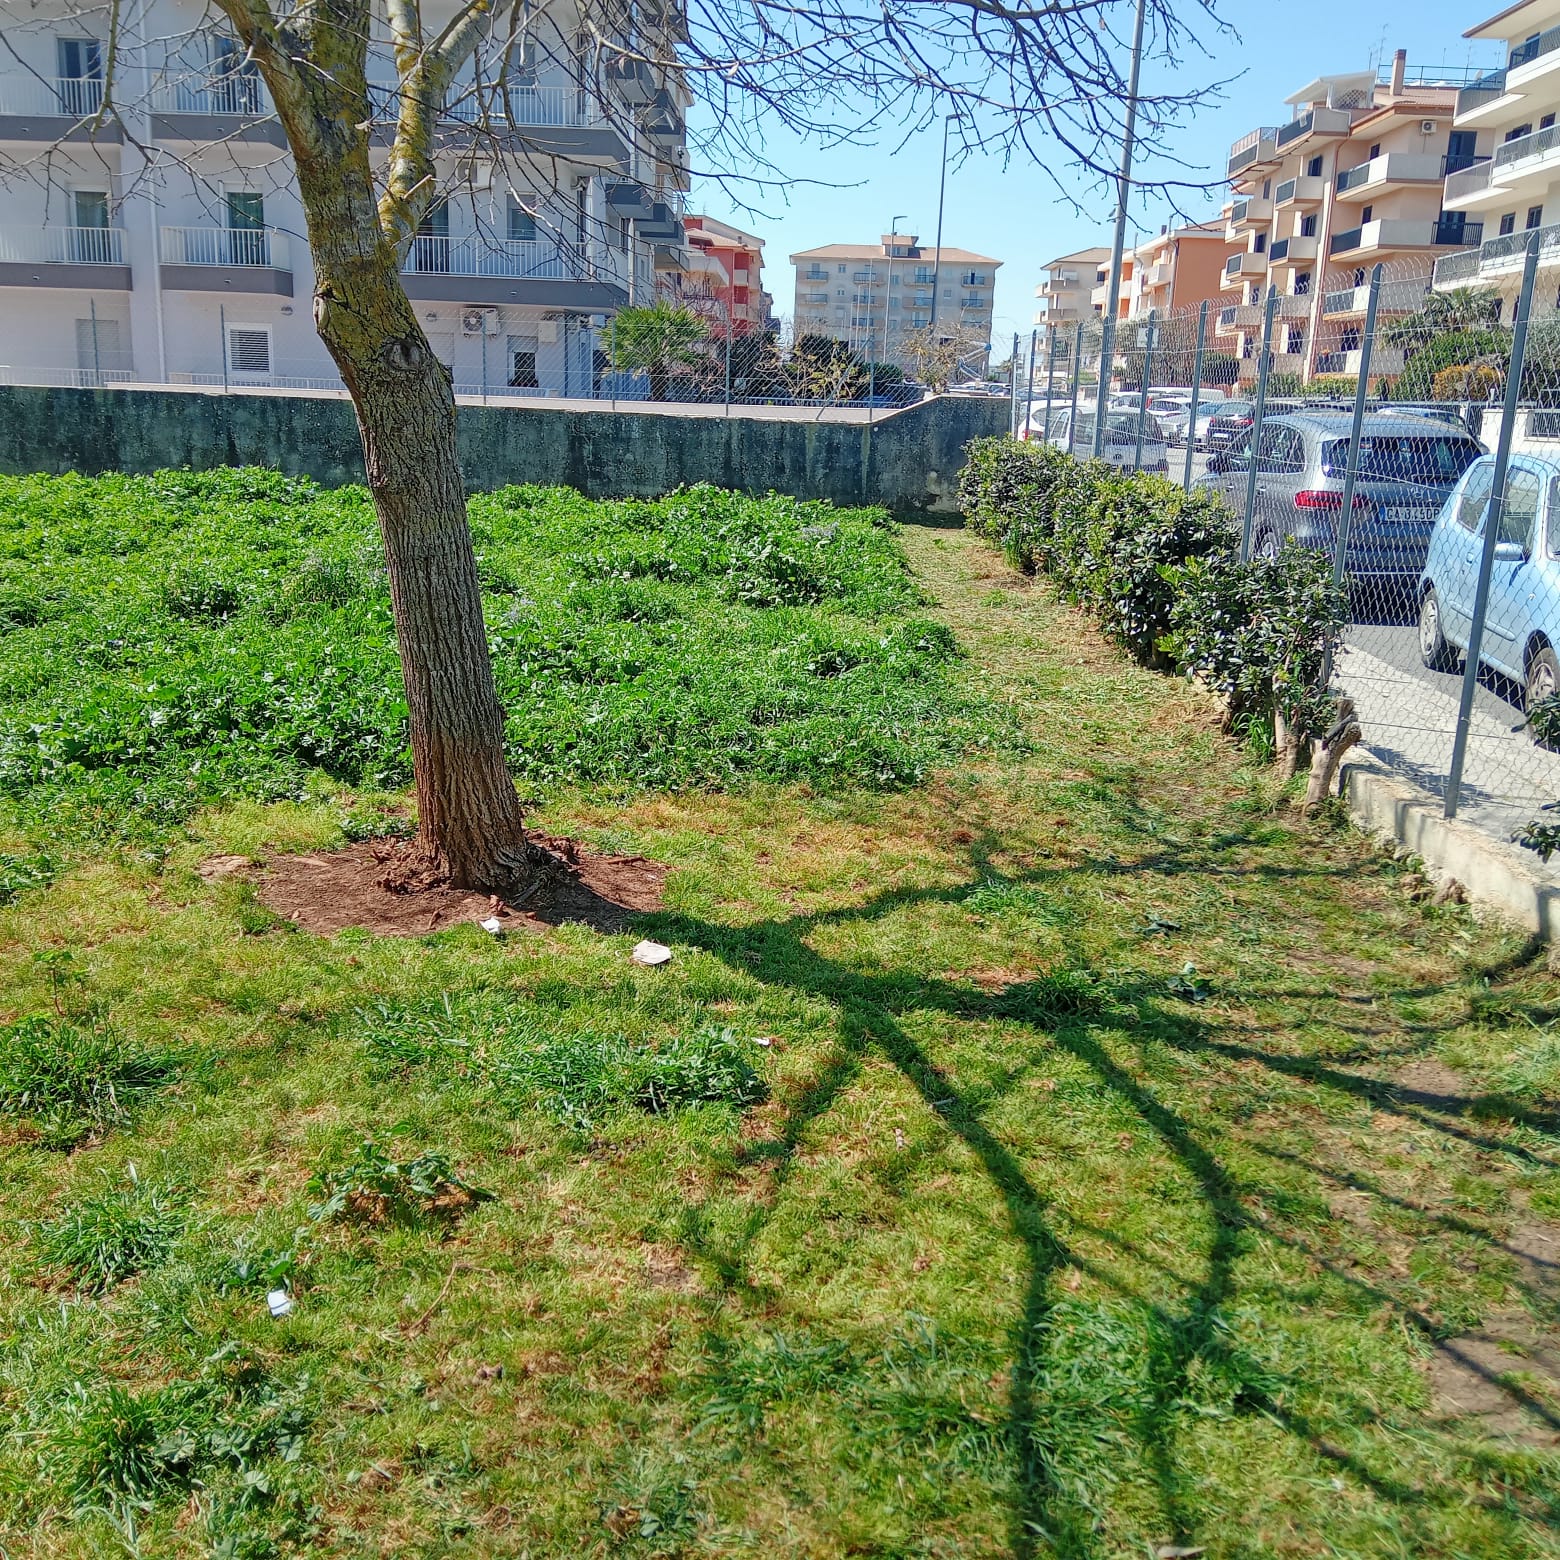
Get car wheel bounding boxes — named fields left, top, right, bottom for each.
left=1525, top=644, right=1560, bottom=716
left=1418, top=587, right=1459, bottom=671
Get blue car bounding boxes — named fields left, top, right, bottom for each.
left=1418, top=452, right=1560, bottom=710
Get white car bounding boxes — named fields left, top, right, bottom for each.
left=1023, top=405, right=1170, bottom=473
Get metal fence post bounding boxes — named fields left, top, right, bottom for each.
left=1009, top=331, right=1020, bottom=436
left=1182, top=300, right=1208, bottom=493
left=1239, top=287, right=1281, bottom=560
left=1320, top=263, right=1382, bottom=689
left=1023, top=328, right=1038, bottom=437
left=219, top=302, right=229, bottom=395
left=1133, top=308, right=1157, bottom=470
left=1066, top=320, right=1083, bottom=456
left=1445, top=231, right=1541, bottom=819
left=1041, top=329, right=1058, bottom=447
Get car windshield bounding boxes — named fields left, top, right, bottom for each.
left=1077, top=412, right=1164, bottom=443
left=1320, top=435, right=1481, bottom=485
left=1216, top=404, right=1252, bottom=418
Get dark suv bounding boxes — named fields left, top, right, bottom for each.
left=1194, top=412, right=1483, bottom=579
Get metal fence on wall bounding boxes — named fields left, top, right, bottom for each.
left=1019, top=234, right=1560, bottom=853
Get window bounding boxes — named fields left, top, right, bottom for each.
left=1306, top=155, right=1323, bottom=178
left=72, top=188, right=108, bottom=227
left=1500, top=212, right=1517, bottom=236
left=1322, top=435, right=1481, bottom=484
left=1258, top=425, right=1305, bottom=473
left=224, top=191, right=267, bottom=264
left=618, top=216, right=630, bottom=251
left=1285, top=326, right=1304, bottom=354
left=1499, top=470, right=1541, bottom=551
left=1368, top=142, right=1381, bottom=159
left=225, top=323, right=271, bottom=376
left=1253, top=233, right=1267, bottom=253
left=411, top=200, right=448, bottom=272
left=1454, top=462, right=1493, bottom=533
left=1262, top=179, right=1272, bottom=198
left=1361, top=205, right=1373, bottom=223
left=1295, top=270, right=1311, bottom=295
left=56, top=38, right=103, bottom=114
left=1340, top=326, right=1361, bottom=352
left=74, top=315, right=121, bottom=384
left=509, top=204, right=537, bottom=242
left=1300, top=214, right=1317, bottom=237
left=1505, top=123, right=1533, bottom=142
left=1545, top=114, right=1557, bottom=131
left=70, top=190, right=112, bottom=261
left=1529, top=205, right=1545, bottom=229
left=575, top=186, right=586, bottom=244
left=837, top=263, right=846, bottom=273
left=210, top=36, right=260, bottom=113
left=507, top=342, right=539, bottom=388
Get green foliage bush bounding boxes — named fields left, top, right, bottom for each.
left=0, top=472, right=985, bottom=842
left=306, top=1138, right=492, bottom=1226
left=959, top=437, right=1345, bottom=748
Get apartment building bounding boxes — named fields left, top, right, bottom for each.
left=0, top=2, right=691, bottom=394
left=1033, top=245, right=1110, bottom=366
left=679, top=216, right=772, bottom=334
left=1219, top=51, right=1488, bottom=384
left=790, top=234, right=1002, bottom=372
left=1124, top=222, right=1232, bottom=318
left=1434, top=0, right=1560, bottom=300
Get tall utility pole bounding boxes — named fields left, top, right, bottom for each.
left=1092, top=0, right=1149, bottom=459
left=928, top=117, right=952, bottom=335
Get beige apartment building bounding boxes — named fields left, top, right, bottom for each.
left=1033, top=245, right=1110, bottom=368
left=1220, top=52, right=1489, bottom=383
left=791, top=233, right=1002, bottom=373
left=1435, top=0, right=1560, bottom=301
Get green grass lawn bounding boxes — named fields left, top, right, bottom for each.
left=1, top=481, right=1558, bottom=1558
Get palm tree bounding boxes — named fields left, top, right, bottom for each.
left=607, top=302, right=710, bottom=401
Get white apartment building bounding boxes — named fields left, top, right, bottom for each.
left=1219, top=52, right=1490, bottom=384
left=790, top=234, right=1002, bottom=373
left=1435, top=0, right=1560, bottom=299
left=0, top=3, right=691, bottom=394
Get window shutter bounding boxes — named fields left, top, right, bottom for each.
left=227, top=327, right=271, bottom=374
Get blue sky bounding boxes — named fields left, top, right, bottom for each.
left=689, top=0, right=1503, bottom=353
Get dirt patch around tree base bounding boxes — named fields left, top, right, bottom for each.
left=247, top=835, right=667, bottom=938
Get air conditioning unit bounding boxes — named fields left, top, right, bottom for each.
left=1421, top=119, right=1437, bottom=135
left=454, top=155, right=494, bottom=190
left=460, top=307, right=498, bottom=338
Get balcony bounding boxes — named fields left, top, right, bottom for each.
left=0, top=225, right=131, bottom=288
left=1221, top=251, right=1269, bottom=288
left=1433, top=219, right=1560, bottom=288
left=1274, top=106, right=1354, bottom=150
left=1227, top=126, right=1279, bottom=178
left=149, top=74, right=284, bottom=145
left=605, top=57, right=657, bottom=106
left=1509, top=22, right=1560, bottom=79
left=1217, top=305, right=1238, bottom=329
left=1228, top=196, right=1272, bottom=230
left=1268, top=235, right=1318, bottom=264
left=1490, top=122, right=1560, bottom=184
left=1444, top=159, right=1494, bottom=207
left=1329, top=218, right=1481, bottom=258
left=1333, top=152, right=1446, bottom=199
left=1455, top=68, right=1510, bottom=124
left=159, top=226, right=293, bottom=294
left=399, top=236, right=626, bottom=307
left=0, top=77, right=122, bottom=142
left=1274, top=176, right=1325, bottom=207
left=1314, top=346, right=1407, bottom=376
left=1320, top=277, right=1431, bottom=316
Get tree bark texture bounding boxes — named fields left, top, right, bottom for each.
left=228, top=8, right=531, bottom=893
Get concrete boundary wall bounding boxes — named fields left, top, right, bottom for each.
left=0, top=385, right=1007, bottom=513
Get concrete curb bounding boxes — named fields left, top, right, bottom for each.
left=1341, top=746, right=1560, bottom=938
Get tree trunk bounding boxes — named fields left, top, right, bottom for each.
left=288, top=117, right=531, bottom=893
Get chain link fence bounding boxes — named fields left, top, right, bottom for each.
left=1018, top=237, right=1560, bottom=853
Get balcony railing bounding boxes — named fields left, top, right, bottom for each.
left=160, top=226, right=288, bottom=268
left=1218, top=306, right=1236, bottom=326
left=1477, top=221, right=1560, bottom=266
left=365, top=81, right=597, bottom=128
left=151, top=75, right=268, bottom=115
left=401, top=235, right=588, bottom=280
left=1321, top=277, right=1431, bottom=316
left=1275, top=106, right=1354, bottom=149
left=0, top=226, right=126, bottom=264
left=1444, top=159, right=1493, bottom=202
left=1431, top=248, right=1484, bottom=284
left=1493, top=122, right=1560, bottom=171
left=1510, top=22, right=1560, bottom=69
left=0, top=76, right=106, bottom=117
left=1227, top=126, right=1278, bottom=176
left=1329, top=219, right=1481, bottom=256
left=1269, top=238, right=1291, bottom=261
left=1456, top=68, right=1507, bottom=119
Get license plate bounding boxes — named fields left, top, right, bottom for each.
left=1380, top=508, right=1427, bottom=525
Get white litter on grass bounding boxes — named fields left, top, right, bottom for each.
left=631, top=940, right=673, bottom=966
left=479, top=916, right=504, bottom=935
left=266, top=1289, right=295, bottom=1319
left=754, top=1036, right=774, bottom=1048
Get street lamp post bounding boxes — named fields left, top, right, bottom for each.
left=929, top=117, right=951, bottom=336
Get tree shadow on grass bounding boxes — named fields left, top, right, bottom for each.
left=636, top=872, right=1559, bottom=1557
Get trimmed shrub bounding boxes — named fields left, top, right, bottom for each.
left=960, top=436, right=1346, bottom=763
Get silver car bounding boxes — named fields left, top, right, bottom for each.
left=1025, top=406, right=1170, bottom=474
left=1194, top=412, right=1483, bottom=579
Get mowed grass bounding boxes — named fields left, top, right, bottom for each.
left=0, top=502, right=1558, bottom=1557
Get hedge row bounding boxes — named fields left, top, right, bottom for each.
left=958, top=438, right=1347, bottom=748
